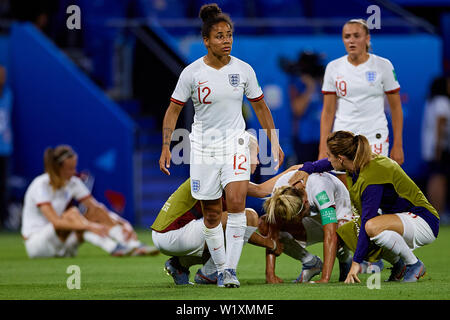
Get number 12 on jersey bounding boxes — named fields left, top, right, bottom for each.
left=233, top=154, right=247, bottom=173
left=197, top=86, right=211, bottom=104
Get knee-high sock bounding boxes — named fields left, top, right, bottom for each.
left=371, top=230, right=417, bottom=265
left=336, top=245, right=352, bottom=263
left=244, top=226, right=257, bottom=244
left=83, top=231, right=117, bottom=253
left=108, top=225, right=141, bottom=249
left=203, top=222, right=226, bottom=273
left=225, top=212, right=247, bottom=270
left=201, top=257, right=217, bottom=275
left=280, top=233, right=314, bottom=264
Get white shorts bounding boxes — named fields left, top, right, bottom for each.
left=368, top=134, right=389, bottom=157
left=396, top=212, right=436, bottom=250
left=152, top=219, right=206, bottom=258
left=190, top=132, right=251, bottom=200
left=24, top=224, right=79, bottom=258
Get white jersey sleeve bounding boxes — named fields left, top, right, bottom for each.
left=70, top=176, right=91, bottom=202
left=170, top=67, right=193, bottom=106
left=31, top=181, right=52, bottom=206
left=244, top=64, right=264, bottom=101
left=380, top=58, right=400, bottom=93
left=306, top=174, right=338, bottom=225
left=321, top=62, right=336, bottom=94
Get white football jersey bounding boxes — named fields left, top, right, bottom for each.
left=21, top=173, right=91, bottom=238
left=171, top=56, right=263, bottom=154
left=272, top=171, right=352, bottom=222
left=322, top=54, right=400, bottom=140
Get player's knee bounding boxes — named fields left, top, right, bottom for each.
left=245, top=208, right=258, bottom=227
left=365, top=219, right=382, bottom=238
left=64, top=207, right=81, bottom=219
left=226, top=195, right=245, bottom=213
left=203, top=210, right=222, bottom=226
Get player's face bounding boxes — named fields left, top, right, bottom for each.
left=326, top=147, right=344, bottom=171
left=204, top=21, right=233, bottom=57
left=342, top=23, right=370, bottom=57
left=59, top=155, right=78, bottom=181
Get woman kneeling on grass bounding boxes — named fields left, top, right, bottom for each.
left=21, top=145, right=158, bottom=258
left=289, top=131, right=439, bottom=283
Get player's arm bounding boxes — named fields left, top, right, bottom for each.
left=386, top=92, right=404, bottom=165
left=39, top=203, right=106, bottom=235
left=317, top=220, right=338, bottom=283
left=250, top=99, right=284, bottom=169
left=265, top=223, right=283, bottom=284
left=159, top=101, right=184, bottom=175
left=318, top=93, right=336, bottom=159
left=247, top=164, right=302, bottom=198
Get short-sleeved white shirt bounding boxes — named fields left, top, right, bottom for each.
left=421, top=95, right=450, bottom=161
left=171, top=56, right=263, bottom=154
left=21, top=174, right=91, bottom=238
left=272, top=171, right=352, bottom=222
left=322, top=54, right=400, bottom=140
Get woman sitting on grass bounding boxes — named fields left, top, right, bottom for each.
left=21, top=145, right=158, bottom=258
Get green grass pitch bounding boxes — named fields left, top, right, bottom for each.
left=1, top=226, right=449, bottom=300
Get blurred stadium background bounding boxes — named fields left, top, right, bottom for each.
left=0, top=0, right=448, bottom=230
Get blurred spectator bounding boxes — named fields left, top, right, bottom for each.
left=0, top=64, right=12, bottom=229
left=280, top=51, right=325, bottom=163
left=421, top=76, right=450, bottom=222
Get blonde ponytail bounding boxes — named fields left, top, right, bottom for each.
left=263, top=186, right=307, bottom=224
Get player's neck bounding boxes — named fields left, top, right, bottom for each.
left=347, top=52, right=369, bottom=66
left=204, top=53, right=231, bottom=70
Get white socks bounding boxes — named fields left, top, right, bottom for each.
left=280, top=232, right=314, bottom=264
left=203, top=222, right=226, bottom=273
left=201, top=225, right=256, bottom=276
left=83, top=231, right=117, bottom=253
left=244, top=226, right=257, bottom=244
left=108, top=225, right=141, bottom=250
left=225, top=212, right=247, bottom=270
left=201, top=257, right=217, bottom=275
left=371, top=230, right=418, bottom=265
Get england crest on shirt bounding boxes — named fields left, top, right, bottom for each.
left=365, top=71, right=377, bottom=84
left=228, top=74, right=240, bottom=87
left=192, top=179, right=200, bottom=193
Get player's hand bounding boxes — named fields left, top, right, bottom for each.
left=390, top=144, right=404, bottom=165
left=159, top=146, right=171, bottom=176
left=288, top=170, right=309, bottom=189
left=121, top=222, right=137, bottom=241
left=88, top=223, right=108, bottom=237
left=344, top=262, right=361, bottom=284
left=287, top=164, right=302, bottom=172
left=266, top=274, right=283, bottom=284
left=310, top=278, right=329, bottom=284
